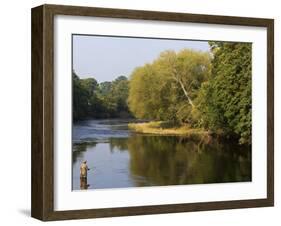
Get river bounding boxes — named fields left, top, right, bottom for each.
left=72, top=119, right=251, bottom=190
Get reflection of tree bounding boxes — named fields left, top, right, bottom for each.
left=117, top=135, right=252, bottom=186
left=109, top=138, right=128, bottom=152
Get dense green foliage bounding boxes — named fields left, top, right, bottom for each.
left=73, top=72, right=131, bottom=120
left=196, top=42, right=252, bottom=144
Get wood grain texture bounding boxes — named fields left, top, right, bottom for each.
left=267, top=19, right=274, bottom=206
left=31, top=5, right=44, bottom=220
left=31, top=4, right=274, bottom=221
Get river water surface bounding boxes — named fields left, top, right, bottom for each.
left=72, top=119, right=251, bottom=190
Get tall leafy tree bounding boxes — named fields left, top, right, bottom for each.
left=128, top=49, right=211, bottom=123
left=111, top=76, right=130, bottom=114
left=196, top=42, right=252, bottom=144
left=73, top=71, right=90, bottom=120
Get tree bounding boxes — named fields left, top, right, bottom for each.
left=111, top=76, right=130, bottom=114
left=96, top=76, right=130, bottom=118
left=196, top=42, right=252, bottom=144
left=73, top=73, right=131, bottom=120
left=73, top=71, right=90, bottom=120
left=80, top=78, right=98, bottom=96
left=156, top=50, right=210, bottom=107
left=98, top=81, right=112, bottom=95
left=128, top=49, right=211, bottom=123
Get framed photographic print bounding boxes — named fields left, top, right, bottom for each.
left=31, top=4, right=274, bottom=221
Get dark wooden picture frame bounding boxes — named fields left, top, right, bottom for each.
left=31, top=4, right=274, bottom=221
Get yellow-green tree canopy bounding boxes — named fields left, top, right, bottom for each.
left=128, top=49, right=211, bottom=122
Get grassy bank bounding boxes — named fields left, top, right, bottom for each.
left=128, top=121, right=211, bottom=141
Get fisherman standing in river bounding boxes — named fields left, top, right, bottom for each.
left=80, top=160, right=90, bottom=189
left=80, top=160, right=90, bottom=178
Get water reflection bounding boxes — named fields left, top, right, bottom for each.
left=80, top=177, right=90, bottom=190
left=72, top=134, right=251, bottom=190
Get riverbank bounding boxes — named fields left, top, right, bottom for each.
left=128, top=121, right=211, bottom=141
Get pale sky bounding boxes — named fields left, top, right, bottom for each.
left=72, top=35, right=210, bottom=83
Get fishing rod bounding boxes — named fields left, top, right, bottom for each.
left=87, top=166, right=101, bottom=173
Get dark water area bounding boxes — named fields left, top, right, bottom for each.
left=72, top=119, right=251, bottom=190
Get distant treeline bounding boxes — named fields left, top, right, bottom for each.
left=73, top=41, right=252, bottom=144
left=73, top=74, right=131, bottom=120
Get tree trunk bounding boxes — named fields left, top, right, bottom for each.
left=177, top=79, right=194, bottom=107
left=171, top=74, right=194, bottom=107
left=168, top=57, right=194, bottom=108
